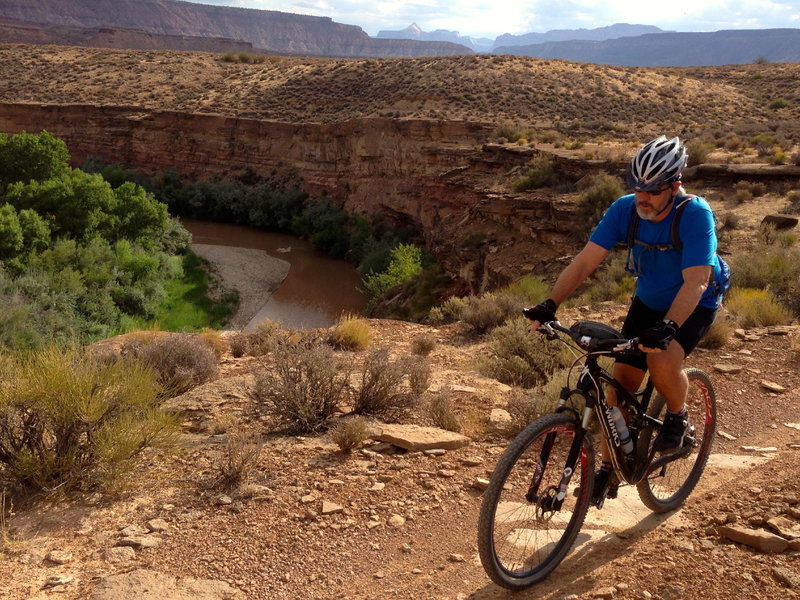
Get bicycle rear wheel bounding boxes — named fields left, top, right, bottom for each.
left=478, top=412, right=595, bottom=590
left=636, top=368, right=717, bottom=512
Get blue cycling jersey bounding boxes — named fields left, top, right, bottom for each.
left=589, top=194, right=724, bottom=311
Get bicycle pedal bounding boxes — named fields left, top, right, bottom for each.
left=606, top=484, right=619, bottom=499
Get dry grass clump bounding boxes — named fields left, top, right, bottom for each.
left=411, top=334, right=437, bottom=356
left=228, top=330, right=249, bottom=358
left=0, top=347, right=177, bottom=492
left=121, top=334, right=219, bottom=395
left=329, top=417, right=369, bottom=453
left=785, top=190, right=800, bottom=215
left=199, top=328, right=228, bottom=358
left=480, top=317, right=569, bottom=388
left=352, top=348, right=414, bottom=418
left=427, top=389, right=461, bottom=433
left=725, top=288, right=792, bottom=328
left=251, top=343, right=349, bottom=433
left=213, top=430, right=263, bottom=490
left=697, top=313, right=734, bottom=349
left=330, top=314, right=372, bottom=351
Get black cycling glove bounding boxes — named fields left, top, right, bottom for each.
left=638, top=319, right=679, bottom=350
left=523, top=298, right=557, bottom=324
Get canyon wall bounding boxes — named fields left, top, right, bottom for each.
left=0, top=103, right=589, bottom=290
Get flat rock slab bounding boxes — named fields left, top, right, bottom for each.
left=372, top=424, right=470, bottom=451
left=760, top=380, right=787, bottom=393
left=713, top=364, right=743, bottom=374
left=89, top=569, right=245, bottom=600
left=767, top=516, right=800, bottom=539
left=718, top=525, right=789, bottom=553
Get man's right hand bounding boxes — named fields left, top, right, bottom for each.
left=523, top=298, right=557, bottom=331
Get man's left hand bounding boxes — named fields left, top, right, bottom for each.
left=638, top=319, right=679, bottom=351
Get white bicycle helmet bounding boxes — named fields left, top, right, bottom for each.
left=626, top=136, right=687, bottom=191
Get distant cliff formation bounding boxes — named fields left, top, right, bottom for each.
left=0, top=0, right=472, bottom=57
left=495, top=29, right=800, bottom=66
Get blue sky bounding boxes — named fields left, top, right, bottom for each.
left=197, top=0, right=800, bottom=38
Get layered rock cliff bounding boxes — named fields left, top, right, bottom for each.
left=0, top=103, right=594, bottom=290
left=0, top=0, right=473, bottom=57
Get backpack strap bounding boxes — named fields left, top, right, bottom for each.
left=670, top=195, right=696, bottom=251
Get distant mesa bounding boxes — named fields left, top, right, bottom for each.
left=0, top=0, right=473, bottom=57
left=376, top=23, right=494, bottom=53
left=493, top=23, right=668, bottom=48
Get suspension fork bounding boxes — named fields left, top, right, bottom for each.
left=525, top=408, right=590, bottom=507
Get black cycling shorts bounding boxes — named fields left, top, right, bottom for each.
left=616, top=296, right=717, bottom=372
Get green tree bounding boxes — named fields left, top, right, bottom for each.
left=363, top=243, right=423, bottom=298
left=0, top=204, right=23, bottom=258
left=113, top=182, right=169, bottom=243
left=17, top=208, right=51, bottom=254
left=0, top=131, right=70, bottom=190
left=6, top=169, right=119, bottom=239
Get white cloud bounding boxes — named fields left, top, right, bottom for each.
left=195, top=0, right=800, bottom=38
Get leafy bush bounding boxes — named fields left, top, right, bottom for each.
left=571, top=254, right=636, bottom=305
left=0, top=347, right=177, bottom=492
left=725, top=288, right=792, bottom=328
left=330, top=314, right=372, bottom=351
left=352, top=348, right=414, bottom=418
left=251, top=343, right=349, bottom=433
left=363, top=244, right=423, bottom=299
left=329, top=417, right=369, bottom=453
left=0, top=131, right=69, bottom=190
left=428, top=391, right=461, bottom=433
left=480, top=317, right=568, bottom=388
left=121, top=333, right=219, bottom=396
left=213, top=430, right=262, bottom=490
left=734, top=180, right=767, bottom=198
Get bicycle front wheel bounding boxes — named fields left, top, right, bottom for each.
left=636, top=368, right=717, bottom=512
left=478, top=412, right=595, bottom=590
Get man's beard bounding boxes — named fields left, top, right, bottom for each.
left=636, top=203, right=659, bottom=220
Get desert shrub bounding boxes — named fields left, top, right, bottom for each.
left=499, top=275, right=549, bottom=305
left=575, top=172, right=624, bottom=237
left=404, top=355, right=431, bottom=396
left=571, top=253, right=636, bottom=305
left=718, top=212, right=741, bottom=230
left=512, top=154, right=560, bottom=191
left=771, top=150, right=787, bottom=165
left=411, top=334, right=436, bottom=356
left=725, top=288, right=792, bottom=328
left=251, top=343, right=349, bottom=433
left=247, top=319, right=282, bottom=356
left=697, top=313, right=734, bottom=349
left=228, top=330, right=249, bottom=358
left=785, top=190, right=800, bottom=214
left=769, top=98, right=790, bottom=109
left=427, top=306, right=446, bottom=324
left=480, top=317, right=568, bottom=388
left=734, top=180, right=767, bottom=198
left=686, top=140, right=714, bottom=165
left=506, top=387, right=551, bottom=434
left=330, top=314, right=372, bottom=351
left=733, top=188, right=753, bottom=204
left=213, top=430, right=262, bottom=490
left=0, top=347, right=177, bottom=492
left=199, top=329, right=227, bottom=358
left=440, top=296, right=468, bottom=321
left=427, top=391, right=461, bottom=433
left=494, top=120, right=527, bottom=143
left=461, top=293, right=520, bottom=334
left=352, top=348, right=414, bottom=418
left=121, top=334, right=219, bottom=396
left=329, top=417, right=369, bottom=453
left=750, top=134, right=777, bottom=158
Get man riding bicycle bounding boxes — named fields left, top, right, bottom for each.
left=526, top=136, right=729, bottom=501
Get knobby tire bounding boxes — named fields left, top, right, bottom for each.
left=636, top=368, right=717, bottom=512
left=478, top=413, right=595, bottom=590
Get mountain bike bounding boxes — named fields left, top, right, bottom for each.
left=477, top=318, right=717, bottom=590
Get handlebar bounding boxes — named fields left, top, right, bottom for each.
left=539, top=320, right=638, bottom=353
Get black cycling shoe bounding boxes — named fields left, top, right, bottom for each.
left=653, top=409, right=689, bottom=455
left=592, top=469, right=619, bottom=502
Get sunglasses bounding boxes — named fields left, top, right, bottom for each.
left=636, top=186, right=670, bottom=196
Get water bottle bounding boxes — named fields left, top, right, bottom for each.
left=608, top=406, right=633, bottom=454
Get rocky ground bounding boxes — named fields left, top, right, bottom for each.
left=1, top=313, right=799, bottom=600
